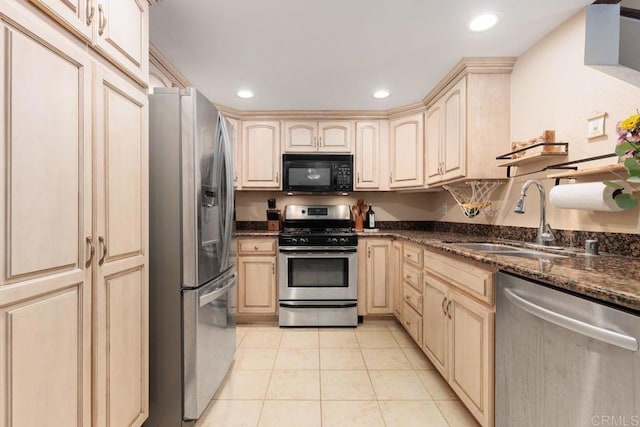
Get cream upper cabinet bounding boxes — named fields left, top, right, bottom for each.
left=365, top=239, right=393, bottom=314
left=28, top=0, right=93, bottom=40
left=93, top=0, right=149, bottom=85
left=425, top=68, right=511, bottom=186
left=389, top=113, right=424, bottom=188
left=93, top=65, right=148, bottom=427
left=0, top=16, right=92, bottom=427
left=426, top=78, right=466, bottom=185
left=355, top=121, right=380, bottom=189
left=26, top=0, right=149, bottom=85
left=241, top=121, right=281, bottom=189
left=283, top=121, right=352, bottom=153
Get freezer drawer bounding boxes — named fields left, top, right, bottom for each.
left=183, top=268, right=236, bottom=420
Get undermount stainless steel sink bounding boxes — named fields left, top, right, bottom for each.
left=449, top=242, right=569, bottom=259
left=453, top=243, right=524, bottom=252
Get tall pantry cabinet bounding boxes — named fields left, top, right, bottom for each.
left=0, top=1, right=149, bottom=426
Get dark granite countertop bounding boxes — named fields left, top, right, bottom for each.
left=359, top=230, right=640, bottom=313
left=235, top=228, right=640, bottom=312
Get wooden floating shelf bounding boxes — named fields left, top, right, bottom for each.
left=547, top=163, right=626, bottom=179
left=497, top=152, right=567, bottom=168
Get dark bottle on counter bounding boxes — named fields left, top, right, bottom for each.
left=365, top=205, right=375, bottom=229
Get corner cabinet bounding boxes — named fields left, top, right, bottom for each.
left=426, top=78, right=466, bottom=184
left=389, top=113, right=424, bottom=189
left=283, top=121, right=353, bottom=153
left=241, top=121, right=281, bottom=189
left=425, top=69, right=511, bottom=186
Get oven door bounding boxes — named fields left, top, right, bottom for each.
left=278, top=248, right=357, bottom=301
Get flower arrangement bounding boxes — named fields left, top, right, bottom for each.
left=604, top=111, right=640, bottom=209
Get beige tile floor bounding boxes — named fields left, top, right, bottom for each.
left=196, top=320, right=480, bottom=427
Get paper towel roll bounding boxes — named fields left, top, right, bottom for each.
left=549, top=182, right=625, bottom=212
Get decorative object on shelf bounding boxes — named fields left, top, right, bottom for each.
left=603, top=110, right=640, bottom=209
left=443, top=180, right=503, bottom=218
left=496, top=140, right=568, bottom=178
left=587, top=112, right=607, bottom=140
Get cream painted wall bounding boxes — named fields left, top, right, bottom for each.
left=434, top=9, right=640, bottom=234
left=235, top=8, right=640, bottom=233
left=235, top=191, right=439, bottom=222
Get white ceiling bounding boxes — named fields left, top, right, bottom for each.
left=150, top=0, right=592, bottom=111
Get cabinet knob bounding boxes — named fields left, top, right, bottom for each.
left=98, top=235, right=107, bottom=266
left=405, top=295, right=410, bottom=300
left=446, top=300, right=452, bottom=319
left=441, top=297, right=447, bottom=316
left=275, top=172, right=279, bottom=183
left=85, top=236, right=95, bottom=268
left=254, top=246, right=259, bottom=250
left=98, top=3, right=107, bottom=36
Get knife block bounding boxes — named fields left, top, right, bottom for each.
left=267, top=209, right=281, bottom=231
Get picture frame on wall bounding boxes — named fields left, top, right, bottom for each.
left=587, top=112, right=607, bottom=140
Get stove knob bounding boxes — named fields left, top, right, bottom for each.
left=330, top=238, right=338, bottom=244
left=290, top=238, right=298, bottom=245
left=298, top=238, right=307, bottom=244
left=339, top=237, right=348, bottom=244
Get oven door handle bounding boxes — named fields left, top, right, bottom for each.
left=278, top=247, right=357, bottom=253
left=279, top=302, right=358, bottom=309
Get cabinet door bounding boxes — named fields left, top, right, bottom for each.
left=237, top=256, right=277, bottom=314
left=449, top=289, right=493, bottom=427
left=241, top=121, right=281, bottom=188
left=389, top=113, right=424, bottom=188
left=441, top=77, right=466, bottom=182
left=94, top=0, right=149, bottom=85
left=93, top=65, right=148, bottom=427
left=283, top=121, right=317, bottom=152
left=355, top=121, right=379, bottom=189
left=365, top=239, right=393, bottom=314
left=422, top=274, right=449, bottom=379
left=0, top=20, right=92, bottom=427
left=392, top=241, right=403, bottom=321
left=318, top=121, right=352, bottom=153
left=28, top=0, right=93, bottom=40
left=425, top=102, right=442, bottom=185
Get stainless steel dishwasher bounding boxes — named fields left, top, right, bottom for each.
left=496, top=272, right=640, bottom=427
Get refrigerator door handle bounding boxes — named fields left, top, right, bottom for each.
left=218, top=115, right=235, bottom=269
left=199, top=274, right=236, bottom=307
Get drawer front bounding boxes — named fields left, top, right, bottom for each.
left=402, top=263, right=422, bottom=291
left=403, top=284, right=423, bottom=315
left=402, top=303, right=423, bottom=347
left=424, top=249, right=495, bottom=305
left=403, top=244, right=423, bottom=267
left=238, top=238, right=277, bottom=255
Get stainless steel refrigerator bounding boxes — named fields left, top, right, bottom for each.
left=146, top=88, right=236, bottom=426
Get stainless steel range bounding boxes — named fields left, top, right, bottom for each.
left=278, top=205, right=358, bottom=327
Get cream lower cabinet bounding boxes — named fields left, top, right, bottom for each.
left=422, top=249, right=495, bottom=427
left=237, top=238, right=278, bottom=314
left=0, top=6, right=148, bottom=427
left=364, top=239, right=393, bottom=314
left=241, top=121, right=281, bottom=189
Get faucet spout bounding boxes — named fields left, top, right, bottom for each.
left=513, top=180, right=555, bottom=246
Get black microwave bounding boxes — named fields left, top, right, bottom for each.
left=282, top=154, right=353, bottom=193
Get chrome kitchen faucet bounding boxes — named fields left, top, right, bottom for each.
left=514, top=180, right=556, bottom=246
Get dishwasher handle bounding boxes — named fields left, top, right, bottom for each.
left=504, top=288, right=639, bottom=352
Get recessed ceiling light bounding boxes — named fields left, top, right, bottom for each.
left=373, top=90, right=390, bottom=99
left=236, top=90, right=254, bottom=99
left=469, top=12, right=501, bottom=33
